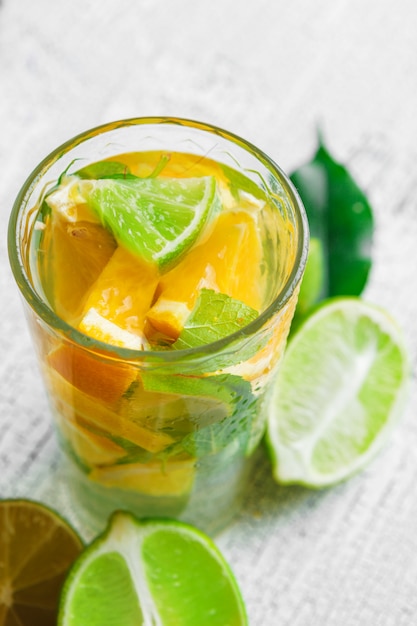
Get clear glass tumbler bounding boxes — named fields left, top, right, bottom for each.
left=8, top=118, right=308, bottom=535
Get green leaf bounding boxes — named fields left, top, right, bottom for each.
left=75, top=161, right=132, bottom=180
left=138, top=290, right=267, bottom=459
left=218, top=162, right=269, bottom=204
left=182, top=379, right=257, bottom=457
left=141, top=371, right=257, bottom=457
left=173, top=288, right=258, bottom=348
left=74, top=154, right=170, bottom=181
left=290, top=135, right=374, bottom=318
left=171, top=289, right=263, bottom=372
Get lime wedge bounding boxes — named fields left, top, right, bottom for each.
left=59, top=512, right=247, bottom=626
left=0, top=499, right=83, bottom=626
left=47, top=175, right=220, bottom=270
left=266, top=298, right=410, bottom=487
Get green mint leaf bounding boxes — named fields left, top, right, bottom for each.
left=174, top=289, right=259, bottom=349
left=219, top=162, right=269, bottom=203
left=141, top=371, right=257, bottom=457
left=290, top=134, right=374, bottom=319
left=171, top=289, right=264, bottom=372
left=75, top=160, right=132, bottom=180
left=74, top=154, right=170, bottom=181
left=181, top=376, right=257, bottom=457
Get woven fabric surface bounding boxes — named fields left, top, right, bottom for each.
left=1, top=1, right=416, bottom=623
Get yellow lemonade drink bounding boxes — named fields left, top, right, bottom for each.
left=9, top=119, right=308, bottom=534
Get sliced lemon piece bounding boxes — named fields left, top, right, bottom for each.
left=37, top=213, right=116, bottom=323
left=90, top=458, right=195, bottom=496
left=47, top=344, right=137, bottom=407
left=60, top=418, right=127, bottom=467
left=47, top=368, right=175, bottom=454
left=79, top=308, right=145, bottom=350
left=78, top=245, right=159, bottom=348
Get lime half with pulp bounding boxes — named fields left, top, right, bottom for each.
left=59, top=512, right=248, bottom=626
left=0, top=499, right=83, bottom=626
left=267, top=297, right=410, bottom=487
left=46, top=175, right=220, bottom=270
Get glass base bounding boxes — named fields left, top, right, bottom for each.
left=64, top=447, right=254, bottom=537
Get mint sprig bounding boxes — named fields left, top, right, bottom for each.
left=139, top=291, right=264, bottom=457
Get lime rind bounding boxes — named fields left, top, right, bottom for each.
left=87, top=176, right=220, bottom=270
left=59, top=513, right=156, bottom=626
left=59, top=512, right=248, bottom=626
left=295, top=236, right=326, bottom=316
left=0, top=499, right=83, bottom=626
left=0, top=498, right=84, bottom=546
left=266, top=297, right=410, bottom=488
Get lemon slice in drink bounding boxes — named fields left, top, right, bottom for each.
left=59, top=512, right=247, bottom=626
left=267, top=298, right=410, bottom=487
left=47, top=175, right=220, bottom=270
left=0, top=499, right=83, bottom=626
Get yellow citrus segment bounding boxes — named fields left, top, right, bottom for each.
left=89, top=459, right=195, bottom=496
left=45, top=177, right=100, bottom=223
left=146, top=298, right=191, bottom=339
left=60, top=418, right=127, bottom=467
left=147, top=210, right=263, bottom=340
left=228, top=289, right=299, bottom=384
left=0, top=500, right=83, bottom=626
left=47, top=344, right=137, bottom=406
left=46, top=369, right=175, bottom=454
left=79, top=246, right=159, bottom=346
left=80, top=308, right=145, bottom=349
left=37, top=213, right=116, bottom=324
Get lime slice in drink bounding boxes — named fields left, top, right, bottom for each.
left=59, top=512, right=247, bottom=626
left=266, top=298, right=410, bottom=487
left=0, top=499, right=83, bottom=626
left=47, top=175, right=220, bottom=270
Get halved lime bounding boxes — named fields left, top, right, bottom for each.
left=46, top=175, right=220, bottom=270
left=267, top=298, right=410, bottom=487
left=0, top=499, right=83, bottom=626
left=295, top=236, right=326, bottom=317
left=59, top=512, right=247, bottom=626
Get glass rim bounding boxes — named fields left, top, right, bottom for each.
left=8, top=116, right=309, bottom=362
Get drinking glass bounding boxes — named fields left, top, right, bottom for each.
left=8, top=118, right=309, bottom=535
